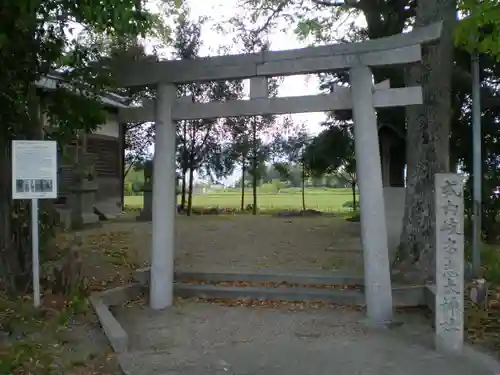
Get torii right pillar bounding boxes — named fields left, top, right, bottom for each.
left=350, top=65, right=394, bottom=324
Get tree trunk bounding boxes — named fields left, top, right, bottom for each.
left=251, top=120, right=257, bottom=215
left=0, top=140, right=16, bottom=294
left=0, top=84, right=44, bottom=294
left=397, top=0, right=456, bottom=282
left=390, top=142, right=406, bottom=187
left=120, top=126, right=126, bottom=210
left=301, top=162, right=306, bottom=211
left=186, top=122, right=196, bottom=216
left=180, top=167, right=187, bottom=210
left=180, top=122, right=188, bottom=210
left=240, top=160, right=246, bottom=211
left=351, top=182, right=356, bottom=210
left=187, top=166, right=194, bottom=216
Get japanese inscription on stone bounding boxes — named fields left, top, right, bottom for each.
left=434, top=173, right=464, bottom=352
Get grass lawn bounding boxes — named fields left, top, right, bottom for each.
left=124, top=187, right=357, bottom=212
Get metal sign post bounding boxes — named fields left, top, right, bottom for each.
left=12, top=140, right=58, bottom=308
left=31, top=198, right=40, bottom=307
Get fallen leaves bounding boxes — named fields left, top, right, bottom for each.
left=196, top=297, right=365, bottom=311
left=0, top=224, right=143, bottom=375
left=121, top=291, right=365, bottom=312
left=180, top=279, right=362, bottom=290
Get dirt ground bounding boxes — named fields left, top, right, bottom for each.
left=115, top=299, right=497, bottom=375
left=80, top=213, right=364, bottom=276
left=12, top=213, right=357, bottom=374
left=7, top=213, right=500, bottom=374
left=5, top=212, right=495, bottom=374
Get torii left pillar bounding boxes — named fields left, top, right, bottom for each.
left=150, top=83, right=177, bottom=309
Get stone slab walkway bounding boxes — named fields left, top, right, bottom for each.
left=115, top=301, right=498, bottom=375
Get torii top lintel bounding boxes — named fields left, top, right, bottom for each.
left=115, top=22, right=442, bottom=87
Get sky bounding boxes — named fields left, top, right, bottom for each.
left=142, top=0, right=365, bottom=184
left=145, top=0, right=365, bottom=137
left=186, top=0, right=325, bottom=135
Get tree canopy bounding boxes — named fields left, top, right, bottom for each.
left=0, top=0, right=179, bottom=293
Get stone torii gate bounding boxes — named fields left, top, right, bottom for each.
left=116, top=22, right=442, bottom=324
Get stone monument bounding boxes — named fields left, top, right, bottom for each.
left=137, top=160, right=153, bottom=221
left=70, top=152, right=100, bottom=229
left=434, top=173, right=464, bottom=353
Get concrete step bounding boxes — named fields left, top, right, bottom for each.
left=134, top=269, right=426, bottom=308
left=174, top=282, right=365, bottom=305
left=134, top=268, right=364, bottom=287
left=172, top=282, right=425, bottom=308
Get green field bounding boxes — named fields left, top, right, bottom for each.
left=124, top=187, right=357, bottom=213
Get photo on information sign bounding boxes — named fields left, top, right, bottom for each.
left=15, top=178, right=53, bottom=194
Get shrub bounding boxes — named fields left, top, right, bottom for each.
left=465, top=242, right=500, bottom=283
left=342, top=200, right=360, bottom=210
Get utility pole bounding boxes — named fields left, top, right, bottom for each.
left=471, top=50, right=482, bottom=277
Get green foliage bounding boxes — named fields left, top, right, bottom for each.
left=242, top=0, right=500, bottom=60
left=304, top=124, right=355, bottom=178
left=342, top=200, right=360, bottom=210
left=273, top=162, right=292, bottom=180
left=0, top=0, right=155, bottom=294
left=464, top=241, right=500, bottom=283
left=0, top=290, right=90, bottom=374
left=456, top=0, right=500, bottom=58
left=124, top=181, right=134, bottom=195
left=272, top=179, right=287, bottom=193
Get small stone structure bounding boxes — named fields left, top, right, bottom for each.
left=434, top=173, right=464, bottom=353
left=137, top=163, right=182, bottom=221
left=70, top=153, right=100, bottom=229
left=137, top=160, right=153, bottom=221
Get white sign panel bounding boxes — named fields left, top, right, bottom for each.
left=12, top=140, right=58, bottom=200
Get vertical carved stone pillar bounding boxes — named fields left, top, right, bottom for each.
left=434, top=173, right=464, bottom=353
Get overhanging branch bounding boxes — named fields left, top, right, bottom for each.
left=253, top=1, right=289, bottom=35
left=312, top=0, right=346, bottom=6
left=125, top=121, right=146, bottom=130
left=312, top=0, right=362, bottom=9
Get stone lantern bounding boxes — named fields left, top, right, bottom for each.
left=70, top=152, right=100, bottom=229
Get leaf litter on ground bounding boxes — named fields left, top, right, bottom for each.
left=7, top=218, right=500, bottom=374
left=0, top=226, right=141, bottom=374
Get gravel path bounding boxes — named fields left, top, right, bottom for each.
left=94, top=214, right=364, bottom=275
left=116, top=301, right=496, bottom=375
